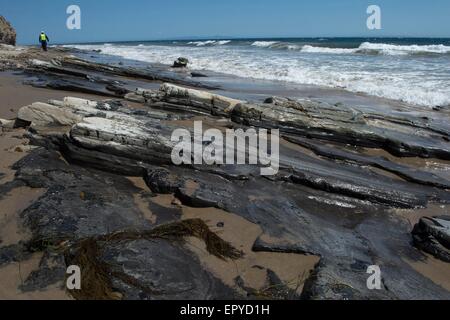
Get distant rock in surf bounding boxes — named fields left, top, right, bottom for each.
left=172, top=57, right=189, bottom=68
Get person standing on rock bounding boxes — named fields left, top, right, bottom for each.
left=39, top=31, right=50, bottom=51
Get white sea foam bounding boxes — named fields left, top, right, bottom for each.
left=301, top=42, right=450, bottom=55
left=66, top=42, right=450, bottom=107
left=358, top=42, right=450, bottom=55
left=251, top=41, right=278, bottom=47
left=301, top=45, right=356, bottom=54
left=251, top=41, right=302, bottom=50
left=187, top=40, right=231, bottom=46
left=248, top=41, right=450, bottom=56
left=216, top=40, right=231, bottom=45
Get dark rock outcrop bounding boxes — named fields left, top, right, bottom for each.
left=413, top=216, right=450, bottom=262
left=0, top=16, right=16, bottom=46
left=22, top=56, right=218, bottom=98
left=5, top=148, right=240, bottom=299
left=172, top=57, right=189, bottom=68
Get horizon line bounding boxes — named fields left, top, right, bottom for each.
left=19, top=35, right=450, bottom=46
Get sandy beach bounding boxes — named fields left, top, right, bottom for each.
left=0, top=72, right=107, bottom=119
left=0, top=70, right=106, bottom=300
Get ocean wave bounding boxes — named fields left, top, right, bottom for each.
left=187, top=40, right=231, bottom=46
left=357, top=42, right=450, bottom=55
left=216, top=40, right=232, bottom=46
left=301, top=42, right=450, bottom=56
left=301, top=45, right=356, bottom=54
left=251, top=41, right=301, bottom=50
left=272, top=43, right=301, bottom=50
left=251, top=41, right=278, bottom=47
left=250, top=41, right=450, bottom=56
left=66, top=43, right=450, bottom=107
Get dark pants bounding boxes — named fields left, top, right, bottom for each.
left=41, top=41, right=48, bottom=51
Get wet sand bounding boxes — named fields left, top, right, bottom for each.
left=0, top=186, right=45, bottom=246
left=0, top=133, right=69, bottom=299
left=0, top=130, right=69, bottom=299
left=392, top=204, right=450, bottom=229
left=128, top=177, right=158, bottom=224
left=405, top=253, right=450, bottom=292
left=0, top=252, right=69, bottom=300
left=0, top=127, right=44, bottom=247
left=0, top=71, right=108, bottom=119
left=390, top=204, right=450, bottom=292
left=0, top=73, right=95, bottom=300
left=0, top=129, right=31, bottom=183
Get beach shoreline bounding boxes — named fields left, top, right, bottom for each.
left=65, top=37, right=450, bottom=108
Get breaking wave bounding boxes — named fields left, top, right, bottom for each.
left=301, top=42, right=450, bottom=56
left=301, top=45, right=355, bottom=54
left=66, top=40, right=450, bottom=108
left=251, top=41, right=301, bottom=50
left=254, top=41, right=450, bottom=56
left=187, top=40, right=231, bottom=46
left=251, top=41, right=278, bottom=47
left=357, top=42, right=450, bottom=55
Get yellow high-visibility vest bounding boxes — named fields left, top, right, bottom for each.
left=40, top=34, right=47, bottom=41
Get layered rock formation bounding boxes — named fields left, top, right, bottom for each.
left=0, top=16, right=16, bottom=46
left=6, top=82, right=450, bottom=299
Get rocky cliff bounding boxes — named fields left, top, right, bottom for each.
left=0, top=16, right=16, bottom=46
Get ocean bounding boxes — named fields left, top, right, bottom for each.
left=66, top=38, right=450, bottom=107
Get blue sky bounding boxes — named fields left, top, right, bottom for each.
left=1, top=0, right=449, bottom=44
